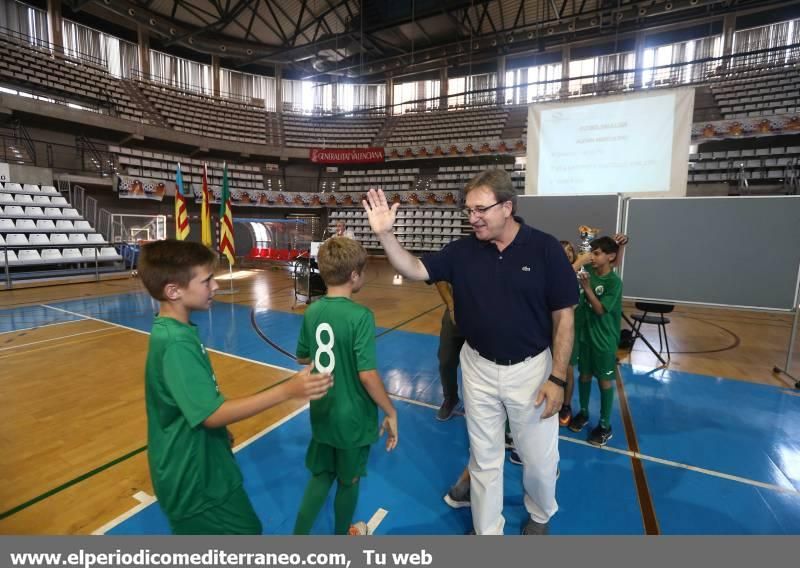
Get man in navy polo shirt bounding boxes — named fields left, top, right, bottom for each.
left=362, top=170, right=577, bottom=535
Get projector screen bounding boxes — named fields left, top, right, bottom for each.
left=526, top=88, right=694, bottom=197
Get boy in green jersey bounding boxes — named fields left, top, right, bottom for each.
left=293, top=237, right=399, bottom=535
left=140, top=239, right=332, bottom=534
left=568, top=236, right=623, bottom=447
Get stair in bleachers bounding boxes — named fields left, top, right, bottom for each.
left=693, top=86, right=723, bottom=123
left=502, top=105, right=529, bottom=141
left=122, top=80, right=164, bottom=126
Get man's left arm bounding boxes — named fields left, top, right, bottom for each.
left=535, top=307, right=573, bottom=419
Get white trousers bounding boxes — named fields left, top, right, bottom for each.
left=460, top=342, right=559, bottom=535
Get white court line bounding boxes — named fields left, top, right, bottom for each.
left=0, top=326, right=117, bottom=352
left=367, top=508, right=389, bottom=534
left=40, top=304, right=296, bottom=373
left=0, top=317, right=88, bottom=336
left=93, top=406, right=312, bottom=535
left=92, top=491, right=156, bottom=535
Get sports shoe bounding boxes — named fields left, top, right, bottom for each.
left=568, top=411, right=589, bottom=433
left=443, top=482, right=470, bottom=508
left=509, top=449, right=522, bottom=465
left=348, top=521, right=370, bottom=535
left=588, top=424, right=613, bottom=447
left=558, top=404, right=573, bottom=428
left=436, top=397, right=459, bottom=421
left=521, top=519, right=550, bottom=535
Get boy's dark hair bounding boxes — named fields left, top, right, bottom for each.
left=318, top=237, right=367, bottom=286
left=590, top=236, right=620, bottom=261
left=139, top=239, right=217, bottom=300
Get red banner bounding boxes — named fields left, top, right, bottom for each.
left=309, top=147, right=385, bottom=164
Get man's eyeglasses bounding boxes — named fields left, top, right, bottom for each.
left=462, top=201, right=505, bottom=218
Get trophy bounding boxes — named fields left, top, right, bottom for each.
left=577, top=225, right=600, bottom=275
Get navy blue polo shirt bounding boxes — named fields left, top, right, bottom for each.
left=421, top=219, right=578, bottom=363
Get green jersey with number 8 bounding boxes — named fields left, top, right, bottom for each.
left=296, top=296, right=379, bottom=448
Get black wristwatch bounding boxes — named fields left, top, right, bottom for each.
left=548, top=374, right=567, bottom=388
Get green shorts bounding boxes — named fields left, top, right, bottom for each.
left=169, top=485, right=262, bottom=535
left=306, top=440, right=370, bottom=483
left=577, top=342, right=617, bottom=382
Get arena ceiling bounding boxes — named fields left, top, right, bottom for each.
left=71, top=0, right=792, bottom=79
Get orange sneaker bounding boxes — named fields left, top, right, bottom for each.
left=348, top=521, right=370, bottom=535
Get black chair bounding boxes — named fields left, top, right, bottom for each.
left=630, top=302, right=674, bottom=359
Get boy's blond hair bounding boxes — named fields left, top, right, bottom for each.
left=318, top=237, right=367, bottom=286
left=139, top=239, right=217, bottom=300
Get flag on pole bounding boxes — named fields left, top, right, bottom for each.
left=201, top=162, right=212, bottom=247
left=219, top=162, right=235, bottom=266
left=174, top=163, right=189, bottom=240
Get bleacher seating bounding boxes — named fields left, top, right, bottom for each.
left=338, top=168, right=422, bottom=193
left=109, top=145, right=270, bottom=193
left=0, top=33, right=144, bottom=121
left=136, top=81, right=275, bottom=144
left=0, top=181, right=122, bottom=270
left=386, top=106, right=509, bottom=149
left=688, top=145, right=800, bottom=184
left=712, top=65, right=800, bottom=119
left=283, top=114, right=384, bottom=148
left=431, top=163, right=525, bottom=193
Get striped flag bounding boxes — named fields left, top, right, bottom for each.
left=174, top=163, right=189, bottom=240
left=218, top=163, right=235, bottom=265
left=201, top=162, right=212, bottom=247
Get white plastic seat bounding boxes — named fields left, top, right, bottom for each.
left=55, top=220, right=74, bottom=230
left=0, top=250, right=18, bottom=266
left=33, top=195, right=51, bottom=204
left=0, top=193, right=12, bottom=203
left=18, top=249, right=42, bottom=264
left=22, top=184, right=40, bottom=192
left=44, top=207, right=63, bottom=218
left=14, top=194, right=33, bottom=204
left=87, top=233, right=105, bottom=244
left=51, top=196, right=68, bottom=206
left=4, top=206, right=24, bottom=216
left=62, top=248, right=82, bottom=260
left=73, top=220, right=91, bottom=231
left=24, top=207, right=44, bottom=217
left=41, top=249, right=63, bottom=261
left=5, top=183, right=22, bottom=192
left=99, top=247, right=120, bottom=258
left=15, top=218, right=35, bottom=230
left=0, top=219, right=15, bottom=230
left=28, top=233, right=50, bottom=246
left=49, top=233, right=69, bottom=245
left=81, top=248, right=98, bottom=259
left=36, top=219, right=56, bottom=230
left=41, top=185, right=59, bottom=195
left=68, top=233, right=88, bottom=244
left=62, top=208, right=80, bottom=218
left=0, top=234, right=4, bottom=245
left=6, top=234, right=29, bottom=246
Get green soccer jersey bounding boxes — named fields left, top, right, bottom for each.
left=296, top=296, right=379, bottom=449
left=575, top=265, right=623, bottom=353
left=145, top=316, right=243, bottom=521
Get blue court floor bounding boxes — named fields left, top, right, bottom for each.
left=3, top=291, right=799, bottom=534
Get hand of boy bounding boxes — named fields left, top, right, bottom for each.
left=379, top=413, right=398, bottom=452
left=613, top=233, right=629, bottom=246
left=286, top=365, right=333, bottom=400
left=577, top=270, right=591, bottom=289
